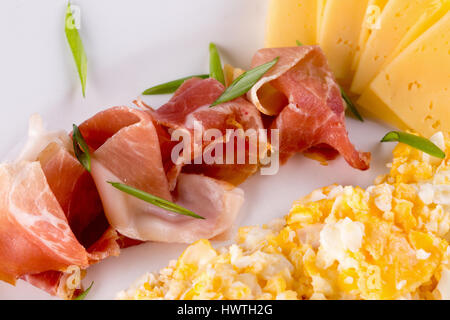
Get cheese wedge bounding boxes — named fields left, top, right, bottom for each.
left=351, top=0, right=449, bottom=94
left=351, top=0, right=389, bottom=71
left=358, top=11, right=450, bottom=137
left=265, top=0, right=317, bottom=47
left=318, top=0, right=370, bottom=85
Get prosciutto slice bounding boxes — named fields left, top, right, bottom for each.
left=0, top=161, right=88, bottom=285
left=78, top=106, right=244, bottom=242
left=38, top=142, right=108, bottom=246
left=20, top=141, right=121, bottom=298
left=248, top=46, right=370, bottom=170
left=149, top=78, right=264, bottom=185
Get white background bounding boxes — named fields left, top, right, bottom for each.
left=0, top=0, right=394, bottom=299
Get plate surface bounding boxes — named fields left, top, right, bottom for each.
left=0, top=0, right=394, bottom=299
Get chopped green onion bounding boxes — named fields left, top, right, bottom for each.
left=72, top=124, right=91, bottom=172
left=107, top=182, right=205, bottom=219
left=142, top=74, right=209, bottom=95
left=65, top=2, right=87, bottom=97
left=209, top=43, right=225, bottom=85
left=74, top=282, right=93, bottom=300
left=381, top=131, right=445, bottom=159
left=296, top=40, right=303, bottom=46
left=210, top=57, right=279, bottom=107
left=340, top=87, right=364, bottom=122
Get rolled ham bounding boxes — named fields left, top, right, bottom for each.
left=248, top=46, right=370, bottom=170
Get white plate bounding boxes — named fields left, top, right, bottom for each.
left=0, top=0, right=395, bottom=299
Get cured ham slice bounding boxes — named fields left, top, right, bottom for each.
left=21, top=271, right=72, bottom=298
left=38, top=142, right=110, bottom=248
left=22, top=140, right=125, bottom=298
left=92, top=167, right=244, bottom=242
left=23, top=228, right=121, bottom=299
left=15, top=116, right=108, bottom=245
left=77, top=106, right=244, bottom=242
left=13, top=122, right=123, bottom=299
left=0, top=161, right=88, bottom=285
left=80, top=107, right=173, bottom=201
left=248, top=46, right=370, bottom=170
left=149, top=78, right=264, bottom=185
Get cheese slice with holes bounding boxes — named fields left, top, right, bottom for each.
left=265, top=0, right=317, bottom=47
left=318, top=0, right=370, bottom=85
left=358, top=11, right=450, bottom=136
left=351, top=0, right=449, bottom=94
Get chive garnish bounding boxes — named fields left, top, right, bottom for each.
left=209, top=43, right=225, bottom=85
left=107, top=182, right=205, bottom=219
left=65, top=2, right=87, bottom=97
left=74, top=282, right=93, bottom=300
left=142, top=74, right=209, bottom=95
left=340, top=87, right=364, bottom=122
left=72, top=124, right=91, bottom=172
left=296, top=40, right=303, bottom=46
left=210, top=57, right=279, bottom=107
left=381, top=131, right=445, bottom=159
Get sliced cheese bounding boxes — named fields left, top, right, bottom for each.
left=351, top=0, right=389, bottom=71
left=358, top=11, right=450, bottom=137
left=391, top=0, right=450, bottom=62
left=265, top=0, right=317, bottom=47
left=351, top=0, right=449, bottom=94
left=318, top=0, right=370, bottom=85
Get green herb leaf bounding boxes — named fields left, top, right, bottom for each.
left=381, top=131, right=446, bottom=159
left=296, top=40, right=303, bottom=46
left=209, top=43, right=225, bottom=85
left=72, top=124, right=91, bottom=172
left=340, top=87, right=364, bottom=122
left=142, top=74, right=209, bottom=95
left=65, top=2, right=87, bottom=97
left=107, top=182, right=205, bottom=219
left=210, top=57, right=279, bottom=107
left=74, top=282, right=93, bottom=300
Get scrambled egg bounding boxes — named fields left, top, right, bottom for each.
left=118, top=132, right=450, bottom=300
